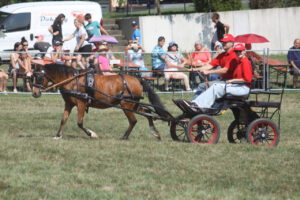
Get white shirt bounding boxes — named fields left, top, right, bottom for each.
left=73, top=26, right=89, bottom=47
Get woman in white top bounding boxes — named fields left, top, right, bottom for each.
left=9, top=42, right=23, bottom=92
left=165, top=42, right=191, bottom=91
left=63, top=19, right=92, bottom=69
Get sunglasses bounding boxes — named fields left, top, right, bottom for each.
left=23, top=44, right=28, bottom=46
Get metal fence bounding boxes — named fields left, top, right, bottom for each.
left=0, top=48, right=299, bottom=95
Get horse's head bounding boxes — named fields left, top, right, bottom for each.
left=32, top=67, right=49, bottom=98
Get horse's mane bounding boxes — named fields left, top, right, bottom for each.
left=44, top=64, right=78, bottom=76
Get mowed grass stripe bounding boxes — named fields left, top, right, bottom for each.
left=0, top=92, right=299, bottom=199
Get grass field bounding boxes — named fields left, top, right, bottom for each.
left=0, top=91, right=299, bottom=200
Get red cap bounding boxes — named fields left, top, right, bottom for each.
left=34, top=35, right=44, bottom=40
left=234, top=43, right=246, bottom=51
left=220, top=34, right=235, bottom=42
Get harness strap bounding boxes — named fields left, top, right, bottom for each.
left=118, top=74, right=133, bottom=98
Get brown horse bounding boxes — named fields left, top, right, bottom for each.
left=32, top=64, right=168, bottom=140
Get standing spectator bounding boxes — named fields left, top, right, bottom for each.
left=33, top=35, right=51, bottom=59
left=0, top=57, right=8, bottom=94
left=287, top=38, right=300, bottom=88
left=63, top=19, right=92, bottom=69
left=131, top=21, right=142, bottom=45
left=165, top=42, right=191, bottom=91
left=211, top=12, right=230, bottom=50
left=48, top=14, right=65, bottom=45
left=8, top=42, right=23, bottom=93
left=151, top=36, right=166, bottom=76
left=188, top=41, right=212, bottom=88
left=84, top=13, right=108, bottom=39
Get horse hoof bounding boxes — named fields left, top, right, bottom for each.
left=152, top=132, right=161, bottom=140
left=89, top=130, right=98, bottom=139
left=53, top=135, right=62, bottom=140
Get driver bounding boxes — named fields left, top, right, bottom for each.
left=182, top=43, right=253, bottom=113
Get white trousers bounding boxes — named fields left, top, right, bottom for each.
left=192, top=82, right=250, bottom=108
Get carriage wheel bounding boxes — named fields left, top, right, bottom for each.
left=170, top=115, right=189, bottom=142
left=227, top=120, right=247, bottom=143
left=246, top=118, right=280, bottom=147
left=186, top=115, right=220, bottom=144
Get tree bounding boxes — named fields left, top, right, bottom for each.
left=194, top=0, right=241, bottom=12
left=249, top=0, right=300, bottom=9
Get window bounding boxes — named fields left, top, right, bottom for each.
left=1, top=12, right=31, bottom=32
left=0, top=11, right=10, bottom=24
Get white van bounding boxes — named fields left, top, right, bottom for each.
left=0, top=1, right=102, bottom=60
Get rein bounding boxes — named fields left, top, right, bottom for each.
left=42, top=71, right=90, bottom=92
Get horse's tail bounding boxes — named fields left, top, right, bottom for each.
left=140, top=79, right=172, bottom=120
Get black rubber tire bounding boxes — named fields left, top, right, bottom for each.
left=170, top=115, right=189, bottom=142
left=246, top=118, right=280, bottom=147
left=186, top=114, right=220, bottom=144
left=227, top=120, right=247, bottom=143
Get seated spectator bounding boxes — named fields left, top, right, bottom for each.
left=151, top=36, right=166, bottom=77
left=21, top=37, right=32, bottom=61
left=8, top=42, right=23, bottom=93
left=19, top=49, right=33, bottom=91
left=213, top=41, right=223, bottom=59
left=165, top=42, right=191, bottom=91
left=182, top=44, right=252, bottom=112
left=44, top=40, right=76, bottom=66
left=0, top=69, right=8, bottom=94
left=96, top=43, right=115, bottom=75
left=33, top=35, right=51, bottom=59
left=244, top=43, right=263, bottom=77
left=188, top=41, right=212, bottom=88
left=126, top=41, right=149, bottom=77
left=287, top=38, right=300, bottom=88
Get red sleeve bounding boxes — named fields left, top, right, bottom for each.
left=242, top=58, right=253, bottom=83
left=210, top=57, right=220, bottom=67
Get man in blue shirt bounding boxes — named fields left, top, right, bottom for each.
left=151, top=36, right=166, bottom=76
left=131, top=21, right=142, bottom=45
left=287, top=38, right=300, bottom=88
left=84, top=13, right=108, bottom=39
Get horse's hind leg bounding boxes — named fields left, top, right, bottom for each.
left=121, top=109, right=137, bottom=140
left=55, top=102, right=74, bottom=139
left=146, top=116, right=161, bottom=140
left=77, top=102, right=98, bottom=139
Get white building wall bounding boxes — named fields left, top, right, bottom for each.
left=139, top=7, right=300, bottom=52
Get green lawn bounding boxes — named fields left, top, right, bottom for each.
left=0, top=91, right=299, bottom=199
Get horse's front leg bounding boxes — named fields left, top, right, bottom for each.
left=77, top=102, right=98, bottom=139
left=55, top=102, right=74, bottom=139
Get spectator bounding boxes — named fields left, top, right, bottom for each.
left=191, top=34, right=238, bottom=98
left=165, top=42, right=191, bottom=91
left=96, top=42, right=115, bottom=75
left=211, top=12, right=230, bottom=50
left=131, top=21, right=142, bottom=45
left=188, top=41, right=212, bottom=88
left=213, top=41, right=223, bottom=59
left=48, top=13, right=65, bottom=45
left=33, top=35, right=51, bottom=59
left=63, top=18, right=92, bottom=69
left=84, top=13, right=108, bottom=39
left=18, top=49, right=32, bottom=91
left=8, top=42, right=23, bottom=93
left=0, top=57, right=8, bottom=94
left=151, top=36, right=166, bottom=77
left=287, top=38, right=300, bottom=88
left=20, top=37, right=32, bottom=60
left=126, top=41, right=149, bottom=77
left=182, top=43, right=252, bottom=112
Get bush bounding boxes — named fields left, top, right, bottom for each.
left=249, top=0, right=300, bottom=9
left=194, top=0, right=242, bottom=12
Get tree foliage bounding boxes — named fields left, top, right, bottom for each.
left=250, top=0, right=300, bottom=9
left=194, top=0, right=242, bottom=12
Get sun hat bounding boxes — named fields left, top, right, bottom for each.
left=234, top=43, right=246, bottom=51
left=168, top=41, right=178, bottom=48
left=220, top=34, right=235, bottom=42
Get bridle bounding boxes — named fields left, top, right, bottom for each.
left=32, top=70, right=47, bottom=91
